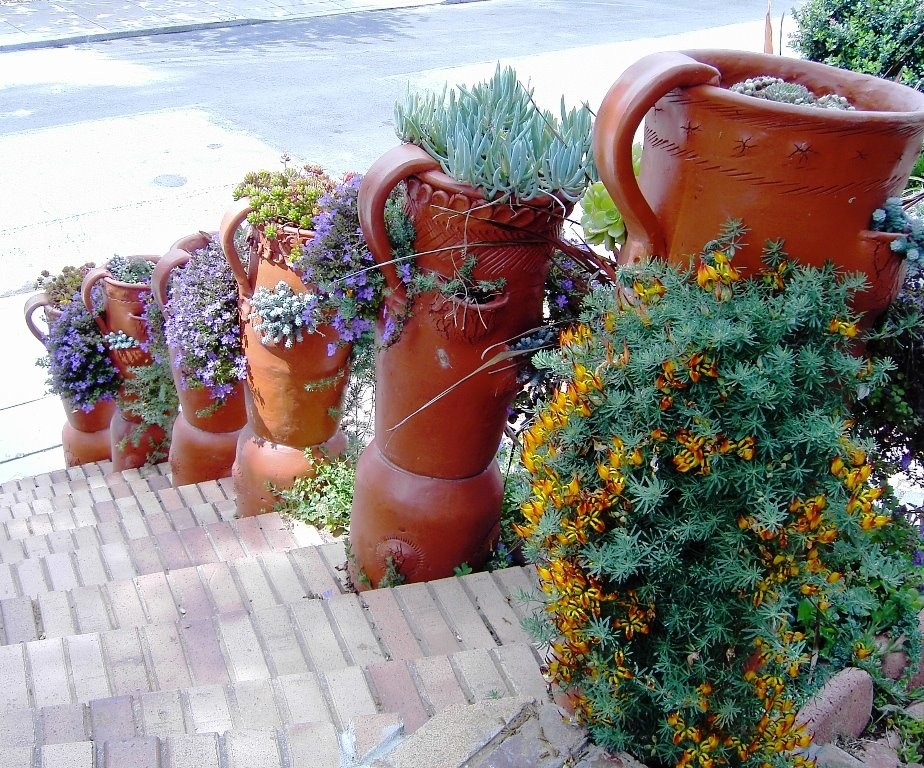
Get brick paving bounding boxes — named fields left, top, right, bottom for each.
left=0, top=459, right=599, bottom=766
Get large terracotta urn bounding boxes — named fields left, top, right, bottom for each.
left=219, top=200, right=350, bottom=517
left=593, top=50, right=924, bottom=321
left=80, top=256, right=169, bottom=472
left=23, top=293, right=115, bottom=466
left=152, top=232, right=247, bottom=487
left=349, top=143, right=572, bottom=588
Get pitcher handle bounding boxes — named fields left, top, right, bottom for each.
left=593, top=51, right=721, bottom=260
left=170, top=230, right=212, bottom=254
left=152, top=248, right=191, bottom=310
left=358, top=143, right=442, bottom=305
left=24, top=292, right=54, bottom=346
left=220, top=199, right=258, bottom=299
left=81, top=266, right=111, bottom=336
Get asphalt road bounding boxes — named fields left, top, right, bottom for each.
left=3, top=0, right=790, bottom=164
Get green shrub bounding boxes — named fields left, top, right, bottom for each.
left=516, top=223, right=922, bottom=766
left=276, top=455, right=356, bottom=536
left=791, top=0, right=924, bottom=88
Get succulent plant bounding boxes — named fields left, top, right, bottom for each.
left=102, top=330, right=140, bottom=350
left=33, top=263, right=96, bottom=309
left=233, top=158, right=335, bottom=240
left=872, top=196, right=924, bottom=277
left=394, top=64, right=596, bottom=202
left=248, top=281, right=320, bottom=348
left=580, top=182, right=627, bottom=252
left=106, top=255, right=155, bottom=284
left=729, top=75, right=854, bottom=110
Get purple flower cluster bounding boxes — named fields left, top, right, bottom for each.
left=38, top=292, right=120, bottom=412
left=163, top=240, right=247, bottom=399
left=291, top=174, right=387, bottom=356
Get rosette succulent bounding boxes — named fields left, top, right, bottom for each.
left=233, top=158, right=335, bottom=240
left=33, top=263, right=95, bottom=309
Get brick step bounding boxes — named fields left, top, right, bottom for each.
left=0, top=509, right=322, bottom=610
left=0, top=486, right=237, bottom=548
left=0, top=643, right=545, bottom=755
left=2, top=719, right=398, bottom=768
left=0, top=540, right=348, bottom=644
left=0, top=461, right=185, bottom=515
left=0, top=569, right=543, bottom=716
left=0, top=497, right=235, bottom=563
left=0, top=465, right=235, bottom=543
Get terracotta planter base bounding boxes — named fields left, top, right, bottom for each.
left=61, top=398, right=115, bottom=467
left=109, top=406, right=168, bottom=473
left=62, top=422, right=112, bottom=467
left=169, top=414, right=240, bottom=487
left=348, top=440, right=502, bottom=589
left=232, top=423, right=347, bottom=517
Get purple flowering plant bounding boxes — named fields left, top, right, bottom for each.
left=287, top=173, right=414, bottom=356
left=163, top=240, right=246, bottom=401
left=38, top=291, right=120, bottom=412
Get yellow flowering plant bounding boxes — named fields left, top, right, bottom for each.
left=516, top=222, right=923, bottom=767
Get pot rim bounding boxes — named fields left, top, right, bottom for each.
left=412, top=160, right=574, bottom=213
left=680, top=48, right=924, bottom=123
left=102, top=254, right=161, bottom=289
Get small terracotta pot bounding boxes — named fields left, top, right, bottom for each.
left=593, top=49, right=924, bottom=322
left=61, top=398, right=115, bottom=467
left=152, top=235, right=247, bottom=486
left=81, top=256, right=174, bottom=471
left=349, top=144, right=572, bottom=584
left=80, top=256, right=160, bottom=389
left=220, top=201, right=351, bottom=516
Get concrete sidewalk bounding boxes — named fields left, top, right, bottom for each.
left=0, top=0, right=445, bottom=52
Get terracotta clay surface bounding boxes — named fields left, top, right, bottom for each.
left=350, top=143, right=570, bottom=585
left=593, top=49, right=924, bottom=321
left=80, top=257, right=160, bottom=378
left=232, top=422, right=347, bottom=517
left=108, top=404, right=168, bottom=473
left=220, top=202, right=351, bottom=516
left=23, top=292, right=61, bottom=346
left=61, top=398, right=115, bottom=467
left=348, top=439, right=503, bottom=587
left=153, top=235, right=247, bottom=487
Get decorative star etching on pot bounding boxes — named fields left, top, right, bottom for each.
left=733, top=136, right=756, bottom=157
left=788, top=142, right=816, bottom=166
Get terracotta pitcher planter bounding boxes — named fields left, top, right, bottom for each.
left=349, top=143, right=572, bottom=587
left=220, top=200, right=351, bottom=517
left=81, top=256, right=169, bottom=472
left=593, top=50, right=924, bottom=321
left=152, top=232, right=247, bottom=487
left=24, top=293, right=114, bottom=466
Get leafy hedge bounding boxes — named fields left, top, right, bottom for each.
left=790, top=0, right=924, bottom=88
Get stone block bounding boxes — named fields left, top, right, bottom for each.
left=796, top=667, right=873, bottom=744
